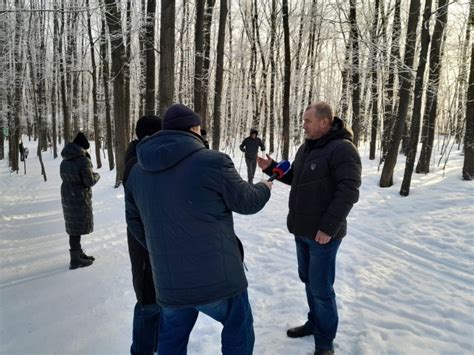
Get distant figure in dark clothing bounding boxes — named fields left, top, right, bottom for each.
left=123, top=115, right=162, bottom=355
left=125, top=104, right=272, bottom=355
left=60, top=132, right=100, bottom=270
left=240, top=129, right=265, bottom=184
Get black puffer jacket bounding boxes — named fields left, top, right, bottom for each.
left=60, top=143, right=100, bottom=236
left=125, top=130, right=271, bottom=308
left=123, top=140, right=156, bottom=305
left=265, top=117, right=361, bottom=239
left=240, top=136, right=265, bottom=159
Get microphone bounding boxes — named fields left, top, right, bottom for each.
left=268, top=160, right=291, bottom=181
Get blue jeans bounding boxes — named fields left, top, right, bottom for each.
left=295, top=236, right=342, bottom=350
left=131, top=302, right=161, bottom=355
left=158, top=290, right=254, bottom=355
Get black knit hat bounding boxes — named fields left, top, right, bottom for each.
left=136, top=115, right=162, bottom=140
left=73, top=132, right=90, bottom=150
left=162, top=104, right=202, bottom=131
left=250, top=128, right=258, bottom=135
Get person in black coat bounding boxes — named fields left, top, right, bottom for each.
left=123, top=115, right=162, bottom=355
left=60, top=132, right=100, bottom=270
left=258, top=102, right=361, bottom=355
left=125, top=104, right=272, bottom=354
left=240, top=129, right=265, bottom=184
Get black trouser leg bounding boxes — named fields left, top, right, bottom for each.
left=69, top=235, right=82, bottom=251
left=245, top=157, right=257, bottom=184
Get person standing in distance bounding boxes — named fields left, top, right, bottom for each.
left=240, top=129, right=265, bottom=184
left=60, top=132, right=100, bottom=270
left=258, top=102, right=361, bottom=355
left=125, top=104, right=272, bottom=355
left=123, top=115, right=162, bottom=355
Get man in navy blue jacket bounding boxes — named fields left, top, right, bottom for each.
left=125, top=104, right=272, bottom=355
left=258, top=102, right=361, bottom=355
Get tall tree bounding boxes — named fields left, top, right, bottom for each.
left=462, top=7, right=474, bottom=180
left=193, top=0, right=205, bottom=118
left=349, top=0, right=361, bottom=147
left=211, top=0, right=228, bottom=150
left=143, top=0, right=156, bottom=116
left=104, top=0, right=128, bottom=186
left=380, top=0, right=421, bottom=187
left=369, top=0, right=380, bottom=160
left=381, top=0, right=402, bottom=161
left=86, top=0, right=102, bottom=168
left=200, top=0, right=216, bottom=129
left=100, top=17, right=115, bottom=171
left=399, top=0, right=433, bottom=195
left=416, top=0, right=449, bottom=174
left=282, top=0, right=291, bottom=160
left=159, top=0, right=176, bottom=115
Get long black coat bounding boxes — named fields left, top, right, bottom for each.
left=125, top=130, right=271, bottom=308
left=265, top=117, right=361, bottom=239
left=123, top=140, right=156, bottom=305
left=60, top=143, right=100, bottom=236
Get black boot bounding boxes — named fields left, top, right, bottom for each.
left=287, top=322, right=313, bottom=338
left=69, top=250, right=93, bottom=270
left=80, top=249, right=95, bottom=261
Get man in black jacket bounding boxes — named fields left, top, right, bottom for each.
left=125, top=104, right=272, bottom=355
left=240, top=129, right=265, bottom=184
left=258, top=102, right=361, bottom=355
left=123, top=115, right=162, bottom=355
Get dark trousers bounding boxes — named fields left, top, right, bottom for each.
left=69, top=235, right=81, bottom=251
left=295, top=236, right=342, bottom=351
left=131, top=303, right=161, bottom=355
left=245, top=157, right=257, bottom=184
left=158, top=290, right=254, bottom=355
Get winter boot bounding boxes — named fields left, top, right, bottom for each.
left=80, top=249, right=95, bottom=261
left=69, top=250, right=93, bottom=270
left=287, top=322, right=313, bottom=338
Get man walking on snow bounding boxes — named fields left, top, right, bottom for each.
left=258, top=102, right=361, bottom=355
left=240, top=128, right=265, bottom=184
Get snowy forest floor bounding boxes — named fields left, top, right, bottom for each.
left=0, top=137, right=473, bottom=355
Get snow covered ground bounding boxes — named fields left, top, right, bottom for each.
left=1, top=137, right=473, bottom=354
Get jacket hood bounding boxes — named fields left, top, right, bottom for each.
left=61, top=142, right=86, bottom=160
left=137, top=130, right=206, bottom=172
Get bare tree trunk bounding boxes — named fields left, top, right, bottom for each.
left=100, top=17, right=115, bottom=171
left=159, top=0, right=176, bottom=115
left=381, top=0, right=401, bottom=161
left=338, top=36, right=351, bottom=119
left=282, top=0, right=291, bottom=160
left=349, top=0, right=361, bottom=147
left=124, top=1, right=132, bottom=140
left=369, top=0, right=380, bottom=160
left=400, top=0, right=433, bottom=196
left=200, top=0, right=216, bottom=129
left=416, top=0, right=449, bottom=174
left=268, top=0, right=277, bottom=154
left=104, top=0, right=129, bottom=186
left=380, top=0, right=420, bottom=187
left=51, top=3, right=59, bottom=159
left=60, top=2, right=71, bottom=143
left=211, top=0, right=227, bottom=150
left=194, top=0, right=205, bottom=116
left=144, top=0, right=156, bottom=115
left=87, top=0, right=102, bottom=168
left=462, top=31, right=474, bottom=180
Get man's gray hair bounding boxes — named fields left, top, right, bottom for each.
left=305, top=102, right=334, bottom=123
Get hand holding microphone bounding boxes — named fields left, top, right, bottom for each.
left=268, top=160, right=291, bottom=182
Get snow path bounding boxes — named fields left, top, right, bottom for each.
left=1, top=139, right=473, bottom=354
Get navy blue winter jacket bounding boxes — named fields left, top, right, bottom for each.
left=125, top=130, right=271, bottom=308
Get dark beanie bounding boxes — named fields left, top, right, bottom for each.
left=73, top=132, right=90, bottom=150
left=162, top=104, right=202, bottom=131
left=136, top=115, right=162, bottom=140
